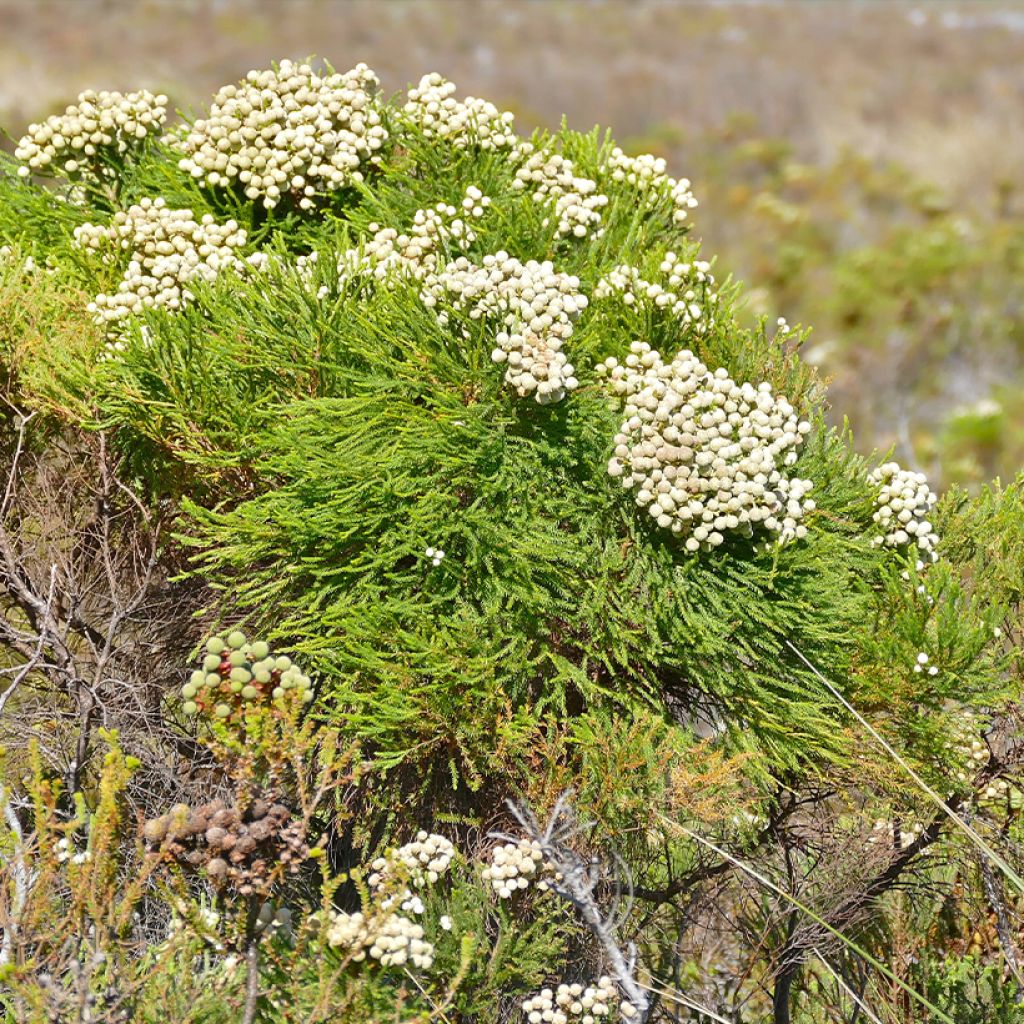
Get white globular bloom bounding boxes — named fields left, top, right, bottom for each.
left=867, top=462, right=940, bottom=562
left=424, top=547, right=446, bottom=568
left=337, top=187, right=491, bottom=286
left=325, top=909, right=434, bottom=970
left=594, top=253, right=717, bottom=335
left=981, top=778, right=1010, bottom=803
left=602, top=146, right=698, bottom=225
left=480, top=838, right=561, bottom=898
left=74, top=198, right=250, bottom=342
left=404, top=72, right=517, bottom=151
left=174, top=60, right=387, bottom=210
left=522, top=977, right=637, bottom=1024
left=167, top=906, right=220, bottom=940
left=597, top=342, right=814, bottom=549
left=422, top=251, right=586, bottom=404
left=15, top=89, right=167, bottom=184
left=367, top=830, right=455, bottom=914
left=946, top=716, right=989, bottom=786
left=912, top=650, right=938, bottom=676
left=511, top=146, right=609, bottom=239
left=867, top=819, right=923, bottom=851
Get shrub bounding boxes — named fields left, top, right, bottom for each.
left=0, top=59, right=1022, bottom=1023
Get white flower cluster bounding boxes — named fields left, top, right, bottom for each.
left=981, top=778, right=1011, bottom=803
left=422, top=252, right=586, bottom=404
left=481, top=838, right=559, bottom=898
left=912, top=651, right=939, bottom=677
left=16, top=89, right=167, bottom=182
left=175, top=60, right=386, bottom=210
left=602, top=147, right=698, bottom=225
left=425, top=546, right=446, bottom=567
left=948, top=719, right=989, bottom=787
left=522, top=977, right=637, bottom=1024
left=594, top=253, right=717, bottom=335
left=55, top=836, right=91, bottom=866
left=7, top=253, right=55, bottom=276
left=867, top=462, right=939, bottom=562
left=325, top=909, right=434, bottom=969
left=597, top=342, right=814, bottom=549
left=343, top=187, right=490, bottom=285
left=404, top=73, right=517, bottom=151
left=512, top=147, right=608, bottom=240
left=368, top=831, right=455, bottom=915
left=868, top=819, right=923, bottom=851
left=167, top=905, right=220, bottom=941
left=74, top=198, right=249, bottom=333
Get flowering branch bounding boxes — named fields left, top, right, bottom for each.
left=504, top=792, right=651, bottom=1023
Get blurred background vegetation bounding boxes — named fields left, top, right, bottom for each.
left=2, top=0, right=1023, bottom=488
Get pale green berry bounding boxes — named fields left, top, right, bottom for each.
left=272, top=687, right=284, bottom=699
left=274, top=656, right=291, bottom=671
left=242, top=685, right=259, bottom=700
left=250, top=641, right=269, bottom=659
left=227, top=630, right=246, bottom=649
left=215, top=703, right=231, bottom=718
left=206, top=637, right=225, bottom=655
left=203, top=654, right=221, bottom=671
left=228, top=650, right=247, bottom=667
left=254, top=670, right=272, bottom=684
left=229, top=681, right=243, bottom=694
left=182, top=683, right=198, bottom=699
left=183, top=701, right=199, bottom=715
left=205, top=673, right=222, bottom=687
left=230, top=667, right=252, bottom=684
left=189, top=670, right=206, bottom=686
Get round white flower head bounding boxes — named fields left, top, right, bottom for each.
left=522, top=976, right=635, bottom=1023
left=867, top=818, right=923, bottom=851
left=981, top=778, right=1010, bottom=803
left=481, top=838, right=562, bottom=898
left=945, top=715, right=990, bottom=787
left=73, top=198, right=251, bottom=350
left=175, top=60, right=387, bottom=210
left=511, top=146, right=609, bottom=240
left=335, top=187, right=491, bottom=287
left=594, top=253, right=718, bottom=336
left=422, top=251, right=586, bottom=405
left=597, top=342, right=813, bottom=549
left=74, top=197, right=250, bottom=354
left=867, top=462, right=940, bottom=562
left=16, top=88, right=167, bottom=185
left=326, top=908, right=434, bottom=969
left=367, top=831, right=456, bottom=914
left=404, top=72, right=517, bottom=151
left=602, top=147, right=698, bottom=225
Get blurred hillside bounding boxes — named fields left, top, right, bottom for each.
left=3, top=0, right=1024, bottom=486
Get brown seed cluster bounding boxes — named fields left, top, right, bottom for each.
left=144, top=797, right=309, bottom=896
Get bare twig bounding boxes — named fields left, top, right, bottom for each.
left=504, top=793, right=651, bottom=1023
left=0, top=782, right=29, bottom=968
